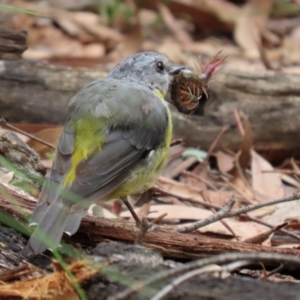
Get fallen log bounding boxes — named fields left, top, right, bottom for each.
left=1, top=58, right=300, bottom=161
left=1, top=180, right=300, bottom=260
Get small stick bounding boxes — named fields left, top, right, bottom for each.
left=181, top=171, right=218, bottom=191
left=263, top=263, right=285, bottom=279
left=233, top=110, right=245, bottom=136
left=197, top=126, right=228, bottom=172
left=178, top=193, right=300, bottom=233
left=200, top=190, right=238, bottom=240
left=178, top=197, right=235, bottom=233
left=0, top=118, right=56, bottom=150
left=170, top=138, right=183, bottom=147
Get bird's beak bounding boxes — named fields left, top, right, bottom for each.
left=169, top=66, right=185, bottom=76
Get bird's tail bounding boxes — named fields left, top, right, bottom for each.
left=24, top=201, right=71, bottom=256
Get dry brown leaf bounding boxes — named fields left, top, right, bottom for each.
left=198, top=218, right=266, bottom=239
left=137, top=203, right=151, bottom=221
left=71, top=12, right=101, bottom=26
left=109, top=17, right=142, bottom=61
left=282, top=26, right=300, bottom=64
left=72, top=12, right=123, bottom=43
left=158, top=3, right=192, bottom=45
left=215, top=151, right=234, bottom=173
left=230, top=175, right=254, bottom=202
left=206, top=190, right=235, bottom=207
left=52, top=17, right=83, bottom=37
left=281, top=173, right=300, bottom=189
left=251, top=150, right=284, bottom=199
left=27, top=127, right=63, bottom=158
left=234, top=0, right=273, bottom=58
left=121, top=204, right=212, bottom=221
left=26, top=39, right=105, bottom=60
left=194, top=0, right=240, bottom=24
left=228, top=112, right=254, bottom=202
left=264, top=200, right=300, bottom=228
left=14, top=1, right=123, bottom=44
left=158, top=177, right=205, bottom=202
left=243, top=223, right=286, bottom=245
left=82, top=44, right=105, bottom=59
left=142, top=36, right=192, bottom=66
left=52, top=16, right=98, bottom=44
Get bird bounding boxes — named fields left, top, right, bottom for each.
left=24, top=51, right=184, bottom=256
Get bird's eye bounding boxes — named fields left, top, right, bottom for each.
left=156, top=61, right=164, bottom=72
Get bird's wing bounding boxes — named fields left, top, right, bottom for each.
left=32, top=79, right=169, bottom=221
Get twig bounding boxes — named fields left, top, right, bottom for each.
left=200, top=190, right=238, bottom=240
left=263, top=263, right=286, bottom=279
left=234, top=110, right=245, bottom=136
left=170, top=138, right=183, bottom=147
left=197, top=126, right=228, bottom=172
left=181, top=171, right=218, bottom=191
left=111, top=252, right=300, bottom=300
left=177, top=193, right=300, bottom=233
left=151, top=213, right=168, bottom=225
left=0, top=118, right=56, bottom=150
left=178, top=197, right=235, bottom=233
left=263, top=169, right=300, bottom=177
left=151, top=260, right=250, bottom=300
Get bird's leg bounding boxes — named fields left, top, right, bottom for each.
left=121, top=197, right=142, bottom=228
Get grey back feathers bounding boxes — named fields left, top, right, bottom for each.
left=24, top=51, right=174, bottom=256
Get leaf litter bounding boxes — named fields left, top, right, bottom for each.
left=2, top=0, right=300, bottom=295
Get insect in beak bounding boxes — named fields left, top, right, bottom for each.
left=169, top=66, right=185, bottom=76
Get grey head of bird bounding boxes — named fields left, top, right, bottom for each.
left=108, top=51, right=183, bottom=97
